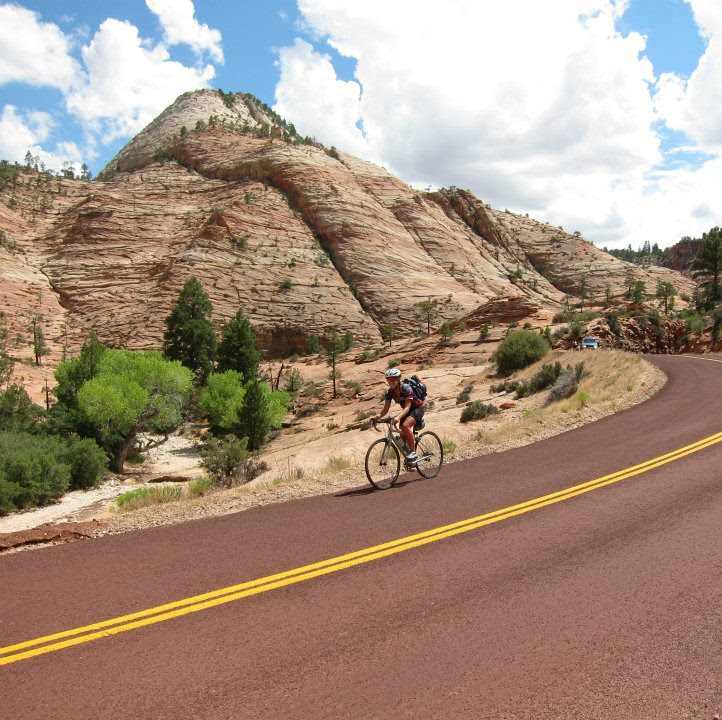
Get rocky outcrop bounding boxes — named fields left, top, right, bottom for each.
left=98, top=90, right=283, bottom=178
left=487, top=209, right=695, bottom=302
left=661, top=237, right=702, bottom=274
left=577, top=314, right=722, bottom=355
left=0, top=90, right=697, bottom=390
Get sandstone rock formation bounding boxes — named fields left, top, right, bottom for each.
left=661, top=237, right=702, bottom=274
left=0, top=89, right=696, bottom=394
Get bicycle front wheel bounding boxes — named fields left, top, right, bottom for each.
left=365, top=439, right=400, bottom=489
left=414, top=431, right=444, bottom=479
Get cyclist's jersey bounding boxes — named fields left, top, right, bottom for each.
left=386, top=381, right=424, bottom=409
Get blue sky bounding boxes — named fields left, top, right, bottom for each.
left=0, top=0, right=720, bottom=248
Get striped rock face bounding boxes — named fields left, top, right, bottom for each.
left=0, top=90, right=694, bottom=399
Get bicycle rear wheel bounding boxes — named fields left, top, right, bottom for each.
left=414, top=431, right=444, bottom=478
left=365, top=439, right=400, bottom=489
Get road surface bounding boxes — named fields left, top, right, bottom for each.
left=1, top=355, right=721, bottom=719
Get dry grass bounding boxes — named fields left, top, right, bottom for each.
left=113, top=485, right=182, bottom=512
left=456, top=350, right=662, bottom=452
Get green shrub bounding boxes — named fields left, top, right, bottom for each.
left=478, top=323, right=490, bottom=340
left=495, top=331, right=549, bottom=373
left=325, top=456, right=350, bottom=471
left=387, top=358, right=400, bottom=368
left=200, top=435, right=250, bottom=487
left=544, top=363, right=588, bottom=406
left=575, top=391, right=590, bottom=409
left=199, top=436, right=268, bottom=487
left=301, top=381, right=319, bottom=397
left=514, top=361, right=562, bottom=399
left=64, top=437, right=107, bottom=490
left=490, top=380, right=519, bottom=394
left=568, top=316, right=586, bottom=340
left=199, top=370, right=246, bottom=436
left=114, top=485, right=181, bottom=511
left=0, top=384, right=42, bottom=432
left=0, top=432, right=71, bottom=513
left=682, top=311, right=705, bottom=334
left=605, top=313, right=622, bottom=336
left=456, top=384, right=473, bottom=404
left=544, top=368, right=578, bottom=405
left=188, top=476, right=213, bottom=497
left=442, top=438, right=457, bottom=454
left=304, top=333, right=321, bottom=355
left=283, top=368, right=303, bottom=396
left=460, top=401, right=500, bottom=423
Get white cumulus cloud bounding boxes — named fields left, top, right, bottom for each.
left=66, top=18, right=216, bottom=143
left=0, top=3, right=80, bottom=90
left=274, top=39, right=374, bottom=160
left=274, top=0, right=720, bottom=247
left=655, top=0, right=722, bottom=151
left=0, top=105, right=83, bottom=170
left=146, top=0, right=224, bottom=62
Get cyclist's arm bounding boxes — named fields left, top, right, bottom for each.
left=394, top=398, right=413, bottom=425
left=375, top=400, right=391, bottom=420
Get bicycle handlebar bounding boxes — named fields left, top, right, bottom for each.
left=372, top=417, right=393, bottom=429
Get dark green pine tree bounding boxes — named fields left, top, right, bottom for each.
left=216, top=310, right=260, bottom=379
left=235, top=379, right=270, bottom=451
left=690, top=227, right=722, bottom=309
left=163, top=277, right=216, bottom=382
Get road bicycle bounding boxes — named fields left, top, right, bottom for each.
left=365, top=417, right=444, bottom=490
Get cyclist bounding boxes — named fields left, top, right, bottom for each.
left=373, top=368, right=425, bottom=464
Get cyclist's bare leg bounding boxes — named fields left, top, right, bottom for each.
left=401, top=416, right=416, bottom=453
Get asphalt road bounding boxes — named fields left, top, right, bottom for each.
left=1, top=354, right=721, bottom=720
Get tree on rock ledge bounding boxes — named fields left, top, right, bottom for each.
left=163, top=277, right=216, bottom=383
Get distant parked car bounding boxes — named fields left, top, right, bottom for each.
left=582, top=337, right=599, bottom=350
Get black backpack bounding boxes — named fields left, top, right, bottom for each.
left=405, top=375, right=427, bottom=402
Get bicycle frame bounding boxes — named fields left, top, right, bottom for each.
left=375, top=420, right=426, bottom=465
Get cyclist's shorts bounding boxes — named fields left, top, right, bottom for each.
left=406, top=407, right=425, bottom=425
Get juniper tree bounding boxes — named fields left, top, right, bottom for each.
left=578, top=275, right=589, bottom=310
left=380, top=323, right=395, bottom=347
left=216, top=310, right=260, bottom=379
left=656, top=281, right=676, bottom=315
left=324, top=328, right=345, bottom=399
left=0, top=312, right=13, bottom=390
left=163, top=277, right=216, bottom=382
left=690, top=227, right=722, bottom=309
left=632, top=280, right=646, bottom=305
left=235, top=379, right=271, bottom=451
left=30, top=314, right=49, bottom=366
left=414, top=298, right=439, bottom=336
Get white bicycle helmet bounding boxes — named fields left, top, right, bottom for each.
left=384, top=368, right=401, bottom=378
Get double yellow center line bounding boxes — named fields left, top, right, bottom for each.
left=2, top=425, right=722, bottom=666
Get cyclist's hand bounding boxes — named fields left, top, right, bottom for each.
left=391, top=416, right=399, bottom=426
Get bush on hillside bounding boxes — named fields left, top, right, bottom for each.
left=544, top=362, right=589, bottom=406
left=514, top=362, right=562, bottom=399
left=64, top=436, right=108, bottom=490
left=0, top=433, right=70, bottom=514
left=460, top=401, right=500, bottom=423
left=495, top=331, right=549, bottom=374
left=200, top=435, right=268, bottom=487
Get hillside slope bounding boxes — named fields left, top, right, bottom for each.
left=0, top=90, right=693, bottom=378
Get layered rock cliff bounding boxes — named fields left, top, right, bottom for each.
left=0, top=90, right=695, bottom=374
